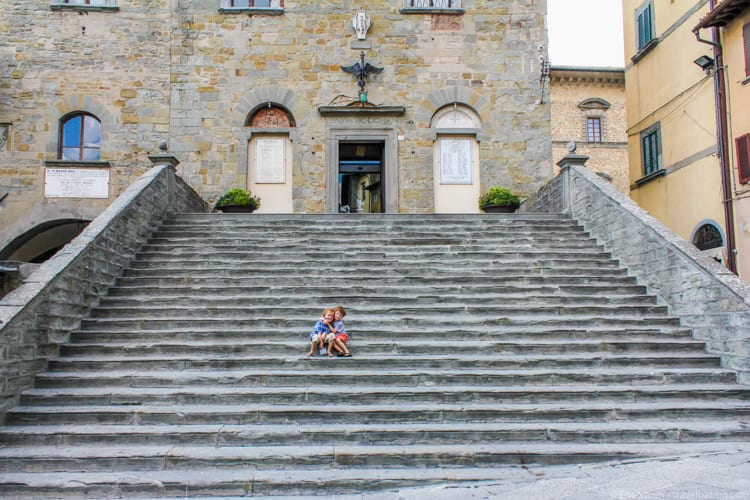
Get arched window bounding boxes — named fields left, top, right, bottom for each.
left=692, top=223, right=724, bottom=251
left=60, top=112, right=101, bottom=161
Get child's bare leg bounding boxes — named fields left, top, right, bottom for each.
left=334, top=338, right=350, bottom=355
left=306, top=340, right=316, bottom=356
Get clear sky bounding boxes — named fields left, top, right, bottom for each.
left=547, top=0, right=625, bottom=68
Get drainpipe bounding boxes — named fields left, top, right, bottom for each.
left=694, top=3, right=738, bottom=274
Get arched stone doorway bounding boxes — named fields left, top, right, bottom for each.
left=0, top=219, right=90, bottom=263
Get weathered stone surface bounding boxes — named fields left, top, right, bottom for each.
left=0, top=163, right=206, bottom=416
left=0, top=1, right=551, bottom=247
left=522, top=163, right=750, bottom=383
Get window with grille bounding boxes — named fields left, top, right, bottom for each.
left=636, top=1, right=654, bottom=51
left=59, top=113, right=101, bottom=161
left=222, top=0, right=283, bottom=7
left=692, top=224, right=724, bottom=251
left=641, top=125, right=661, bottom=176
left=52, top=0, right=116, bottom=6
left=735, top=133, right=750, bottom=184
left=587, top=117, right=602, bottom=142
left=405, top=0, right=462, bottom=8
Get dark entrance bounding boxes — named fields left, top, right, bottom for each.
left=338, top=141, right=384, bottom=213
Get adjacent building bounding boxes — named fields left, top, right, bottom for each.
left=0, top=1, right=552, bottom=263
left=549, top=66, right=628, bottom=194
left=693, top=0, right=750, bottom=279
left=622, top=0, right=741, bottom=273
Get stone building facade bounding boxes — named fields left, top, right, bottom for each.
left=0, top=1, right=551, bottom=262
left=549, top=67, right=628, bottom=194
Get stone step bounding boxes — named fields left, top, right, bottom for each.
left=141, top=234, right=602, bottom=246
left=118, top=266, right=632, bottom=279
left=7, top=401, right=750, bottom=426
left=44, top=353, right=720, bottom=373
left=59, top=338, right=705, bottom=356
left=162, top=214, right=573, bottom=224
left=104, top=282, right=651, bottom=298
left=86, top=304, right=671, bottom=319
left=30, top=367, right=738, bottom=389
left=70, top=326, right=696, bottom=342
left=148, top=224, right=585, bottom=235
left=96, top=293, right=659, bottom=308
left=165, top=213, right=572, bottom=222
left=19, top=384, right=747, bottom=408
left=2, top=447, right=747, bottom=500
left=112, top=274, right=640, bottom=287
left=3, top=420, right=748, bottom=448
left=78, top=316, right=683, bottom=332
left=130, top=254, right=620, bottom=267
left=139, top=240, right=604, bottom=252
left=2, top=440, right=750, bottom=478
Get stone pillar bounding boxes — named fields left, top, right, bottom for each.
left=557, top=151, right=587, bottom=216
left=149, top=154, right=180, bottom=214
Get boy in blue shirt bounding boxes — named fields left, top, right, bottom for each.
left=307, top=308, right=335, bottom=356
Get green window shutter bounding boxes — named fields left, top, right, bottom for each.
left=637, top=3, right=653, bottom=50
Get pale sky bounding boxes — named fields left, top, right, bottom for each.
left=547, top=0, right=625, bottom=68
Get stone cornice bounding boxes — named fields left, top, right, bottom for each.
left=318, top=106, right=406, bottom=116
left=550, top=67, right=625, bottom=86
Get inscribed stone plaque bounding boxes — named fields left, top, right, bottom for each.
left=45, top=168, right=110, bottom=198
left=255, top=138, right=286, bottom=183
left=439, top=138, right=472, bottom=184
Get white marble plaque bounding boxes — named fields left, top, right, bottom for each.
left=439, top=138, right=472, bottom=184
left=45, top=168, right=110, bottom=198
left=255, top=137, right=286, bottom=183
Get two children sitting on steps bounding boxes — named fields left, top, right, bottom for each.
left=307, top=305, right=352, bottom=357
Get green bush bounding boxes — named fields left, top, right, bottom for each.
left=213, top=188, right=261, bottom=210
left=478, top=186, right=520, bottom=209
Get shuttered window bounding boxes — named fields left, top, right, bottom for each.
left=744, top=23, right=750, bottom=76
left=735, top=134, right=750, bottom=184
left=641, top=126, right=661, bottom=176
left=636, top=2, right=654, bottom=51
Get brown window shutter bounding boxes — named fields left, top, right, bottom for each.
left=744, top=23, right=750, bottom=76
left=735, top=134, right=750, bottom=184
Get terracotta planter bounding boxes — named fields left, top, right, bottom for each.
left=218, top=205, right=257, bottom=213
left=481, top=204, right=517, bottom=214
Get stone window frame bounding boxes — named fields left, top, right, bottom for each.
left=218, top=0, right=284, bottom=15
left=58, top=111, right=102, bottom=162
left=578, top=98, right=610, bottom=144
left=400, top=0, right=464, bottom=15
left=50, top=0, right=119, bottom=12
left=431, top=104, right=481, bottom=199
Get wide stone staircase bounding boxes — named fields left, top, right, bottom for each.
left=0, top=214, right=749, bottom=498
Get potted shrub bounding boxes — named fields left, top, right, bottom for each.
left=478, top=186, right=521, bottom=213
left=213, top=188, right=261, bottom=213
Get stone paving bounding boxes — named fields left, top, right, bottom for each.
left=357, top=447, right=750, bottom=500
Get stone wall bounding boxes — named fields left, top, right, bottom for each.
left=0, top=1, right=173, bottom=252
left=0, top=1, right=551, bottom=246
left=0, top=163, right=207, bottom=418
left=522, top=162, right=750, bottom=383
